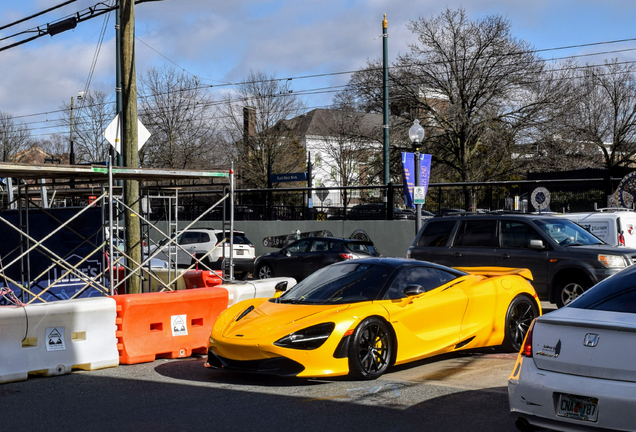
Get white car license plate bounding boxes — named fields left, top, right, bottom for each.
left=557, top=394, right=598, bottom=422
left=235, top=250, right=244, bottom=255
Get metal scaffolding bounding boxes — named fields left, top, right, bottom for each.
left=0, top=161, right=232, bottom=303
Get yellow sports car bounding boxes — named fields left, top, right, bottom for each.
left=206, top=257, right=541, bottom=379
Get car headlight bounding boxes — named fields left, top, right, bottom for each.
left=598, top=254, right=627, bottom=269
left=274, top=323, right=336, bottom=350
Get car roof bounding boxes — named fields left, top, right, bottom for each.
left=293, top=236, right=374, bottom=244
left=429, top=213, right=564, bottom=220
left=334, top=256, right=466, bottom=273
left=180, top=228, right=246, bottom=235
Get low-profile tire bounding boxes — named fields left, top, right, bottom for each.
left=502, top=295, right=539, bottom=352
left=348, top=317, right=393, bottom=380
left=555, top=277, right=590, bottom=308
left=257, top=263, right=273, bottom=279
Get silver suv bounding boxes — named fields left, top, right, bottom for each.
left=150, top=228, right=255, bottom=279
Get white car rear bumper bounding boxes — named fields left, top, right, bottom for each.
left=508, top=355, right=636, bottom=431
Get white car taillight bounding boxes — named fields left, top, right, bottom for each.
left=520, top=320, right=536, bottom=357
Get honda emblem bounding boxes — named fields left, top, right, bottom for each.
left=583, top=333, right=600, bottom=347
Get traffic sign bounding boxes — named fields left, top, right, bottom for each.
left=414, top=186, right=426, bottom=205
left=104, top=114, right=151, bottom=154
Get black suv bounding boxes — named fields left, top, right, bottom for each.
left=408, top=214, right=636, bottom=307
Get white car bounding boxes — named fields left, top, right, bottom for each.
left=508, top=263, right=636, bottom=431
left=148, top=228, right=255, bottom=279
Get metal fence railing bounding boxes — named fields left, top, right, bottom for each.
left=142, top=177, right=623, bottom=222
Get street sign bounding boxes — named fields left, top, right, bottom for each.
left=269, top=172, right=307, bottom=183
left=104, top=114, right=151, bottom=154
left=316, top=188, right=329, bottom=202
left=414, top=186, right=426, bottom=205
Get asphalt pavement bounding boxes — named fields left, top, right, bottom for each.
left=0, top=347, right=536, bottom=432
left=0, top=301, right=558, bottom=432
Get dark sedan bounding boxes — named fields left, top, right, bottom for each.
left=254, top=237, right=381, bottom=281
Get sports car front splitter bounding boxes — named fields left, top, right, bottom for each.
left=206, top=349, right=305, bottom=377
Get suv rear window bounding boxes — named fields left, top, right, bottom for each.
left=456, top=220, right=498, bottom=247
left=417, top=220, right=456, bottom=247
left=221, top=232, right=252, bottom=245
left=345, top=242, right=379, bottom=256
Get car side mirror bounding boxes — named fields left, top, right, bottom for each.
left=404, top=284, right=426, bottom=296
left=275, top=281, right=288, bottom=292
left=529, top=239, right=545, bottom=250
left=285, top=251, right=292, bottom=257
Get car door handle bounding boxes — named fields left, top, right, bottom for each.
left=452, top=252, right=462, bottom=258
left=499, top=253, right=510, bottom=259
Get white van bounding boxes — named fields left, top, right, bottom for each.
left=558, top=208, right=636, bottom=247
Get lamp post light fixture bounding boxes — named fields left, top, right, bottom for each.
left=409, top=119, right=425, bottom=234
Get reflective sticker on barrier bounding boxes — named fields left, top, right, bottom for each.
left=171, top=315, right=188, bottom=336
left=46, top=327, right=66, bottom=351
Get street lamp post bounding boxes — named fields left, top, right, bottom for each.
left=409, top=119, right=425, bottom=234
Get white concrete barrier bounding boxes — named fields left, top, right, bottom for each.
left=0, top=297, right=119, bottom=384
left=222, top=277, right=297, bottom=306
left=149, top=269, right=187, bottom=291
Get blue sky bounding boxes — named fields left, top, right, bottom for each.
left=2, top=0, right=636, bottom=140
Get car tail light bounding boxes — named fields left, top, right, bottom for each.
left=520, top=320, right=536, bottom=357
left=619, top=232, right=625, bottom=246
left=339, top=253, right=354, bottom=260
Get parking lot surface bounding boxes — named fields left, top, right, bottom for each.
left=1, top=302, right=557, bottom=431
left=1, top=349, right=526, bottom=432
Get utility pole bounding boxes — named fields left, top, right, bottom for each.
left=382, top=14, right=390, bottom=219
left=382, top=14, right=390, bottom=185
left=115, top=0, right=123, bottom=168
left=120, top=0, right=142, bottom=293
left=69, top=96, right=75, bottom=164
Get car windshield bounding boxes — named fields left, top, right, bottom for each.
left=277, top=262, right=392, bottom=305
left=534, top=218, right=604, bottom=246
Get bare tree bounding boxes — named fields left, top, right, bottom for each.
left=33, top=134, right=70, bottom=162
left=139, top=66, right=221, bottom=170
left=219, top=70, right=306, bottom=188
left=308, top=110, right=382, bottom=206
left=559, top=59, right=636, bottom=170
left=59, top=90, right=114, bottom=163
left=338, top=8, right=570, bottom=208
left=0, top=111, right=30, bottom=161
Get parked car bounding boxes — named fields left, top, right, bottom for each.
left=508, top=263, right=636, bottom=431
left=328, top=203, right=413, bottom=220
left=254, top=237, right=380, bottom=281
left=407, top=213, right=636, bottom=307
left=558, top=208, right=636, bottom=247
left=148, top=228, right=255, bottom=280
left=206, top=257, right=540, bottom=379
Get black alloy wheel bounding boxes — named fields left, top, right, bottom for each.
left=503, top=295, right=539, bottom=352
left=348, top=317, right=393, bottom=380
left=257, top=263, right=273, bottom=279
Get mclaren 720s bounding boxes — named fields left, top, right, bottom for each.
left=206, top=257, right=541, bottom=380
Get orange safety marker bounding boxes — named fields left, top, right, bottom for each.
left=183, top=270, right=223, bottom=289
left=112, top=288, right=228, bottom=364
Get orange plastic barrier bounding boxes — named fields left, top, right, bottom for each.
left=106, top=267, right=127, bottom=294
left=183, top=270, right=223, bottom=290
left=112, top=288, right=228, bottom=364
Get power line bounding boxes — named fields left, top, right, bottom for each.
left=0, top=0, right=78, bottom=31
